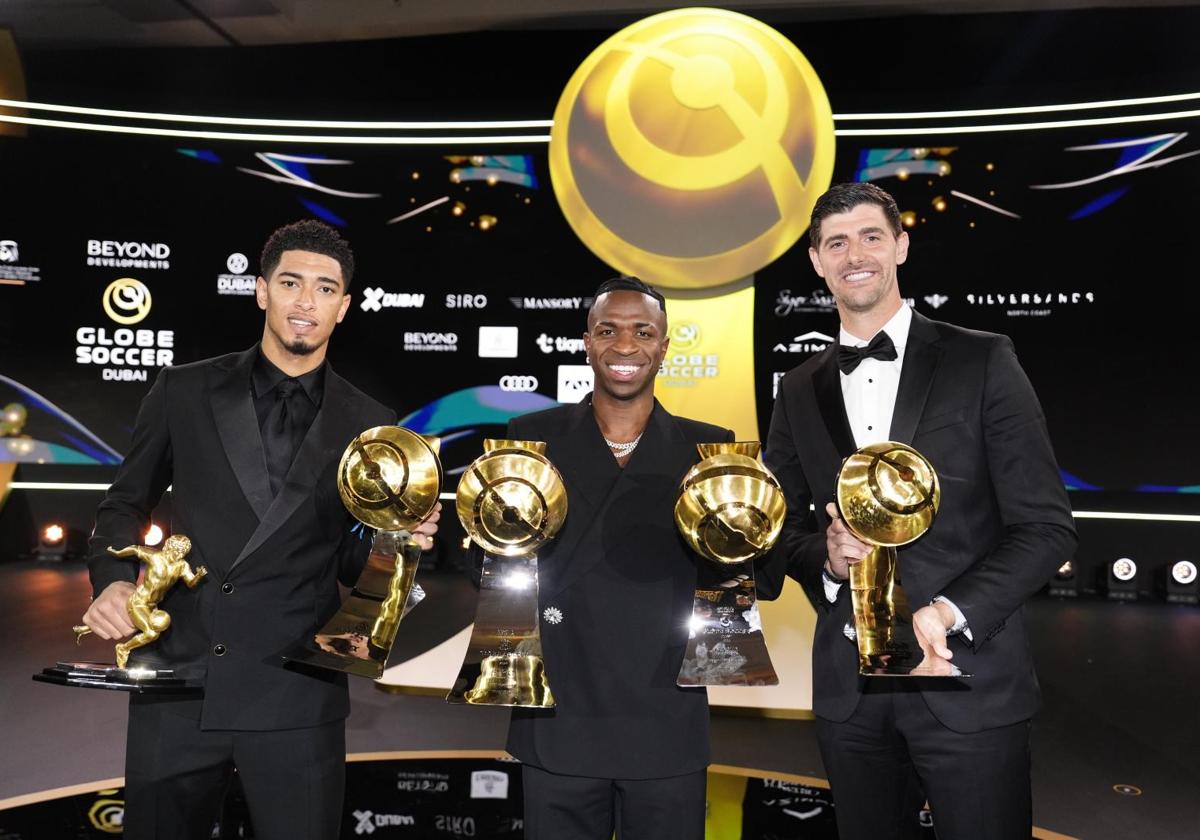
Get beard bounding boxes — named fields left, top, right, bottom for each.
left=283, top=338, right=317, bottom=356
left=268, top=322, right=319, bottom=356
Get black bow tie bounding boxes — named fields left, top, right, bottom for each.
left=837, top=331, right=898, bottom=374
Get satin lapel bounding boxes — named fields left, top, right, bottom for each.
left=546, top=397, right=620, bottom=514
left=231, top=365, right=361, bottom=569
left=888, top=311, right=943, bottom=445
left=812, top=345, right=857, bottom=459
left=542, top=401, right=694, bottom=601
left=534, top=399, right=619, bottom=597
left=209, top=346, right=272, bottom=521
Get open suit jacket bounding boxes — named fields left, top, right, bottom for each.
left=503, top=397, right=732, bottom=779
left=759, top=310, right=1076, bottom=733
left=87, top=345, right=395, bottom=731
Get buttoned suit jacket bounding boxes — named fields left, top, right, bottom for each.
left=502, top=398, right=732, bottom=779
left=759, top=310, right=1076, bottom=732
left=88, top=345, right=395, bottom=731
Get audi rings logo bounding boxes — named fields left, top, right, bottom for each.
left=499, top=375, right=539, bottom=392
left=88, top=795, right=125, bottom=833
left=549, top=8, right=835, bottom=290
left=102, top=278, right=153, bottom=324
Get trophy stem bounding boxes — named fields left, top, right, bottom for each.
left=446, top=552, right=553, bottom=707
left=280, top=529, right=426, bottom=679
left=850, top=546, right=966, bottom=677
left=677, top=562, right=779, bottom=686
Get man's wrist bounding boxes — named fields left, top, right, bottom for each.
left=822, top=558, right=847, bottom=583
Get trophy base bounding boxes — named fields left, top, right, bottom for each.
left=677, top=565, right=779, bottom=687
left=859, top=654, right=969, bottom=678
left=281, top=532, right=424, bottom=680
left=447, top=654, right=554, bottom=708
left=32, top=661, right=202, bottom=693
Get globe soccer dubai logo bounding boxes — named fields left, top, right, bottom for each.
left=549, top=8, right=835, bottom=290
left=76, top=278, right=176, bottom=382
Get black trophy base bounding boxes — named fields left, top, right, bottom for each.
left=33, top=661, right=203, bottom=694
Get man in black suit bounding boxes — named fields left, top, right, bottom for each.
left=80, top=220, right=438, bottom=840
left=761, top=183, right=1076, bottom=839
left=504, top=276, right=730, bottom=840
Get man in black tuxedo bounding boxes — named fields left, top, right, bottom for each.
left=80, top=220, right=438, bottom=840
left=504, top=276, right=730, bottom=840
left=761, top=183, right=1076, bottom=839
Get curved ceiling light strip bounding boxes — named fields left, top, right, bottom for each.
left=0, top=97, right=553, bottom=129
left=832, top=90, right=1200, bottom=120
left=0, top=113, right=550, bottom=144
left=2, top=93, right=1200, bottom=142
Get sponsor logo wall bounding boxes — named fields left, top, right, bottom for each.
left=0, top=133, right=1184, bottom=494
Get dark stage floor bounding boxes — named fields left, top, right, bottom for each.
left=1, top=559, right=1197, bottom=838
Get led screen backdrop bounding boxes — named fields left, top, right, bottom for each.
left=1, top=120, right=1196, bottom=499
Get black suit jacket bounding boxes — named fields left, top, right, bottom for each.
left=759, top=311, right=1076, bottom=733
left=503, top=398, right=732, bottom=779
left=88, top=345, right=395, bottom=731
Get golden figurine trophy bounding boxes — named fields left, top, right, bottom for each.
left=837, top=441, right=966, bottom=677
left=675, top=442, right=786, bottom=686
left=446, top=440, right=567, bottom=707
left=281, top=425, right=441, bottom=679
left=34, top=534, right=207, bottom=692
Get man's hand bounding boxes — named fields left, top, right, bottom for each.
left=412, top=502, right=442, bottom=551
left=912, top=601, right=956, bottom=662
left=824, top=502, right=872, bottom=580
left=81, top=581, right=136, bottom=640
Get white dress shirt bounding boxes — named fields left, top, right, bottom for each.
left=822, top=304, right=970, bottom=639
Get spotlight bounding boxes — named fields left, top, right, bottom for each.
left=1160, top=560, right=1199, bottom=605
left=1047, top=558, right=1078, bottom=598
left=35, top=522, right=68, bottom=562
left=1105, top=556, right=1138, bottom=601
left=144, top=523, right=164, bottom=546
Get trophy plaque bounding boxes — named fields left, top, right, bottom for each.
left=447, top=439, right=567, bottom=707
left=675, top=442, right=785, bottom=687
left=34, top=534, right=206, bottom=693
left=837, top=441, right=965, bottom=677
left=281, top=425, right=441, bottom=679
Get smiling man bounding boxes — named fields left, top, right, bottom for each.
left=499, top=276, right=732, bottom=840
left=761, top=183, right=1075, bottom=839
left=81, top=220, right=438, bottom=840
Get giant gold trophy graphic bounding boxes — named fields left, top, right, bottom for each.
left=34, top=534, right=207, bottom=692
left=836, top=442, right=966, bottom=677
left=549, top=7, right=835, bottom=290
left=447, top=440, right=567, bottom=707
left=675, top=442, right=785, bottom=686
left=282, top=426, right=441, bottom=679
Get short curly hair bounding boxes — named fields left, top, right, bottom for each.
left=260, top=220, right=356, bottom=290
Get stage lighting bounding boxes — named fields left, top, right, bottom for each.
left=36, top=522, right=68, bottom=562
left=1105, top=556, right=1138, bottom=601
left=1160, top=560, right=1199, bottom=605
left=1047, top=558, right=1079, bottom=598
left=144, top=523, right=164, bottom=546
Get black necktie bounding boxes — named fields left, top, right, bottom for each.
left=263, top=378, right=302, bottom=496
left=837, top=331, right=898, bottom=374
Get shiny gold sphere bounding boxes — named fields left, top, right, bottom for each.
left=836, top=441, right=939, bottom=547
left=337, top=426, right=442, bottom=531
left=457, top=440, right=567, bottom=557
left=675, top=443, right=786, bottom=564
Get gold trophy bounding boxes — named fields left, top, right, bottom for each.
left=836, top=441, right=965, bottom=677
left=446, top=440, right=567, bottom=707
left=34, top=534, right=207, bottom=692
left=281, top=425, right=441, bottom=679
left=674, top=442, right=786, bottom=686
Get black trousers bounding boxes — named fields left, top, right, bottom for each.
left=522, top=764, right=707, bottom=840
left=817, top=683, right=1032, bottom=840
left=123, top=698, right=345, bottom=840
